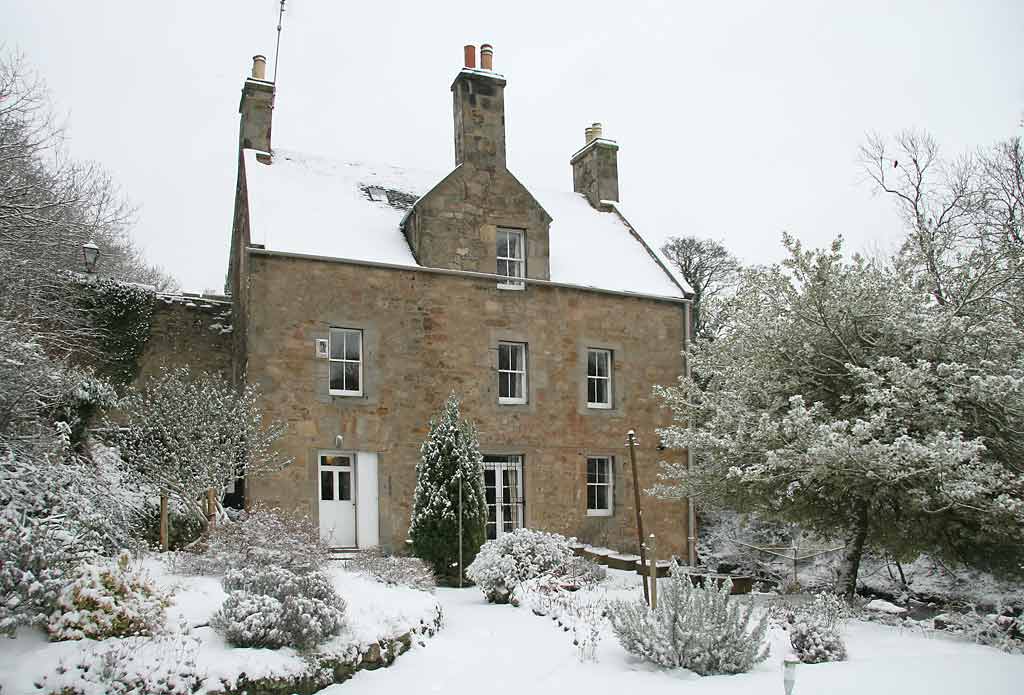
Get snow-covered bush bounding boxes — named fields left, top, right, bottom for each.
left=608, top=561, right=770, bottom=674
left=0, top=507, right=69, bottom=636
left=47, top=551, right=170, bottom=641
left=466, top=528, right=574, bottom=603
left=558, top=556, right=606, bottom=589
left=347, top=549, right=436, bottom=591
left=932, top=607, right=1024, bottom=654
left=40, top=623, right=202, bottom=695
left=168, top=506, right=329, bottom=576
left=211, top=565, right=346, bottom=649
left=768, top=592, right=848, bottom=663
left=113, top=366, right=291, bottom=528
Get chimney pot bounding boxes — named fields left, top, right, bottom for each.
left=463, top=45, right=476, bottom=69
left=480, top=43, right=494, bottom=70
left=251, top=55, right=267, bottom=80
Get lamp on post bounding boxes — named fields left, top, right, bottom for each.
left=82, top=240, right=100, bottom=279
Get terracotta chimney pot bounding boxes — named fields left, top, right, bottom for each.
left=463, top=45, right=476, bottom=69
left=251, top=55, right=267, bottom=80
left=480, top=43, right=494, bottom=70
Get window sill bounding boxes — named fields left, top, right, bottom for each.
left=329, top=390, right=364, bottom=397
left=587, top=509, right=613, bottom=517
left=496, top=282, right=525, bottom=291
left=498, top=398, right=528, bottom=405
left=586, top=402, right=613, bottom=410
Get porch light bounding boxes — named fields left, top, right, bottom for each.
left=82, top=240, right=100, bottom=275
left=783, top=656, right=799, bottom=695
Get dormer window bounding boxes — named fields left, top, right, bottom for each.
left=496, top=228, right=525, bottom=289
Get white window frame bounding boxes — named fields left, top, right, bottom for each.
left=498, top=342, right=527, bottom=404
left=586, top=456, right=614, bottom=517
left=483, top=454, right=524, bottom=540
left=496, top=228, right=525, bottom=290
left=586, top=348, right=613, bottom=409
left=328, top=328, right=364, bottom=397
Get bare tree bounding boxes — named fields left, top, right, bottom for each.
left=660, top=236, right=739, bottom=340
left=0, top=51, right=177, bottom=352
left=860, top=130, right=1023, bottom=330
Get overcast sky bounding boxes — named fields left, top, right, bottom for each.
left=4, top=0, right=1022, bottom=292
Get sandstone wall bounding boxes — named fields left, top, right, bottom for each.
left=243, top=253, right=691, bottom=558
left=134, top=294, right=234, bottom=384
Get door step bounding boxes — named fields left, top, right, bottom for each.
left=330, top=548, right=362, bottom=561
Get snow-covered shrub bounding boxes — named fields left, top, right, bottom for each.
left=347, top=549, right=436, bottom=591
left=466, top=528, right=574, bottom=603
left=770, top=592, right=848, bottom=664
left=0, top=507, right=69, bottom=636
left=558, top=555, right=606, bottom=589
left=211, top=565, right=346, bottom=649
left=608, top=561, right=770, bottom=674
left=47, top=551, right=170, bottom=641
left=168, top=506, right=329, bottom=576
left=40, top=622, right=202, bottom=695
left=933, top=607, right=1024, bottom=654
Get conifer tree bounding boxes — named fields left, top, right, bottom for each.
left=409, top=394, right=487, bottom=583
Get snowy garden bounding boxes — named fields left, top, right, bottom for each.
left=3, top=26, right=1024, bottom=695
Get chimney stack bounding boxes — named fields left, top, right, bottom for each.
left=463, top=45, right=476, bottom=69
left=451, top=43, right=506, bottom=170
left=571, top=123, right=619, bottom=209
left=238, top=53, right=275, bottom=153
left=251, top=55, right=267, bottom=80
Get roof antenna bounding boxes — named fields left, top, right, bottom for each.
left=272, top=0, right=287, bottom=83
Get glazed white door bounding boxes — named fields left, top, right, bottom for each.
left=482, top=455, right=524, bottom=541
left=319, top=453, right=356, bottom=547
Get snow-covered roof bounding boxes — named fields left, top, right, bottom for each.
left=243, top=148, right=691, bottom=300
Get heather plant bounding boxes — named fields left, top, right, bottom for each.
left=47, top=551, right=171, bottom=641
left=466, top=528, right=574, bottom=603
left=608, top=561, right=770, bottom=675
left=211, top=564, right=346, bottom=650
left=347, top=548, right=436, bottom=591
left=167, top=506, right=329, bottom=576
left=40, top=622, right=201, bottom=695
left=785, top=593, right=849, bottom=664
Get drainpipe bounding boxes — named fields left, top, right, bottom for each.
left=684, top=301, right=697, bottom=567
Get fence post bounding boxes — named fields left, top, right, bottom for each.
left=649, top=533, right=658, bottom=610
left=159, top=494, right=169, bottom=552
left=206, top=489, right=217, bottom=529
left=627, top=430, right=650, bottom=606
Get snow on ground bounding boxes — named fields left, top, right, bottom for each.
left=0, top=558, right=440, bottom=695
left=323, top=569, right=1024, bottom=695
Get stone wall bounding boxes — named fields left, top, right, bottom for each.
left=404, top=165, right=551, bottom=279
left=134, top=294, right=234, bottom=384
left=243, top=252, right=692, bottom=558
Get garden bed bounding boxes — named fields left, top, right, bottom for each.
left=0, top=559, right=442, bottom=695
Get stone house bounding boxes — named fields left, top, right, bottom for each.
left=226, top=45, right=696, bottom=558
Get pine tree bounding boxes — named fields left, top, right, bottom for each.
left=409, top=394, right=487, bottom=583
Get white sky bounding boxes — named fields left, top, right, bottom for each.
left=3, top=0, right=1022, bottom=292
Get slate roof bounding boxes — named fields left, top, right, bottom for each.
left=242, top=148, right=692, bottom=300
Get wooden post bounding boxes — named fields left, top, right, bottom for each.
left=159, top=494, right=169, bottom=552
left=649, top=533, right=658, bottom=610
left=627, top=430, right=650, bottom=606
left=206, top=489, right=217, bottom=529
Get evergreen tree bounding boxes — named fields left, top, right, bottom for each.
left=409, top=394, right=487, bottom=583
left=655, top=236, right=1024, bottom=597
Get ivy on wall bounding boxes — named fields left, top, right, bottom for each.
left=76, top=277, right=156, bottom=385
